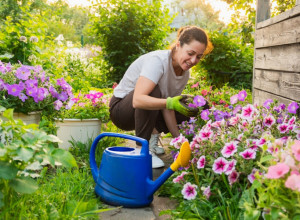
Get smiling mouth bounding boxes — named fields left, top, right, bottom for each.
left=185, top=62, right=192, bottom=68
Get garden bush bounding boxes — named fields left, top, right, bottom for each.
left=91, top=0, right=173, bottom=84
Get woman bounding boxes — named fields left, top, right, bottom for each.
left=109, top=26, right=212, bottom=168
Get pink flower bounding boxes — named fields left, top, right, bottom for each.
left=191, top=82, right=199, bottom=88
left=257, top=138, right=266, bottom=146
left=266, top=163, right=290, bottom=179
left=221, top=141, right=238, bottom=158
left=288, top=116, right=296, bottom=125
left=248, top=168, right=260, bottom=183
left=241, top=104, right=255, bottom=120
left=173, top=171, right=188, bottom=183
left=238, top=90, right=247, bottom=101
left=228, top=170, right=239, bottom=185
left=112, top=82, right=118, bottom=89
left=170, top=134, right=189, bottom=149
left=229, top=115, right=240, bottom=126
left=202, top=186, right=211, bottom=199
left=230, top=94, right=238, bottom=105
left=263, top=115, right=275, bottom=127
left=239, top=149, right=256, bottom=160
left=291, top=140, right=300, bottom=161
left=285, top=174, right=300, bottom=191
left=225, top=159, right=237, bottom=175
left=197, top=156, right=206, bottom=169
left=201, top=89, right=208, bottom=96
left=212, top=157, right=228, bottom=174
left=181, top=182, right=197, bottom=200
left=199, top=129, right=213, bottom=140
left=277, top=123, right=289, bottom=133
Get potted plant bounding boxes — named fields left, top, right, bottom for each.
left=0, top=61, right=74, bottom=124
left=55, top=90, right=110, bottom=149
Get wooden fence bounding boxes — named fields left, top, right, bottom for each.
left=253, top=0, right=300, bottom=107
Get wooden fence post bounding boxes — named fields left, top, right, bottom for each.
left=256, top=0, right=270, bottom=24
left=297, top=0, right=300, bottom=6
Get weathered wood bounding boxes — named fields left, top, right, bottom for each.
left=255, top=15, right=300, bottom=48
left=297, top=0, right=300, bottom=6
left=256, top=0, right=270, bottom=23
left=253, top=88, right=298, bottom=106
left=253, top=69, right=300, bottom=101
left=255, top=44, right=300, bottom=72
left=257, top=4, right=300, bottom=29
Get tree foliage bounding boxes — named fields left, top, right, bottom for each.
left=91, top=0, right=173, bottom=83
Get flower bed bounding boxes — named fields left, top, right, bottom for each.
left=163, top=90, right=300, bottom=219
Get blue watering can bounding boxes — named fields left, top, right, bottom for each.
left=90, top=132, right=191, bottom=208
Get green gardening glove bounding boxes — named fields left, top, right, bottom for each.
left=166, top=95, right=199, bottom=117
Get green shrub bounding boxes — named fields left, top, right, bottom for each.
left=198, top=30, right=254, bottom=90
left=91, top=0, right=173, bottom=83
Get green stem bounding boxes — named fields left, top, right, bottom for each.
left=22, top=42, right=25, bottom=64
left=222, top=173, right=233, bottom=197
left=191, top=163, right=200, bottom=187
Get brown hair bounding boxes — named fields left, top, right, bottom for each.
left=170, top=26, right=213, bottom=56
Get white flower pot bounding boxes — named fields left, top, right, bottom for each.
left=55, top=118, right=101, bottom=150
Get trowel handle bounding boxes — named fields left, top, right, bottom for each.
left=89, top=132, right=149, bottom=181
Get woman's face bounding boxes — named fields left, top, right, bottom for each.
left=174, top=39, right=206, bottom=72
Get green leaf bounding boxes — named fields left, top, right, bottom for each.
left=260, top=155, right=274, bottom=163
left=0, top=161, right=18, bottom=179
left=51, top=148, right=78, bottom=168
left=251, top=180, right=262, bottom=189
left=3, top=108, right=14, bottom=121
left=16, top=147, right=34, bottom=162
left=0, top=191, right=4, bottom=208
left=46, top=134, right=63, bottom=143
left=9, top=176, right=38, bottom=194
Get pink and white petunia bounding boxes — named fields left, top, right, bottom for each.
left=229, top=115, right=240, bottom=126
left=230, top=94, right=239, bottom=105
left=170, top=134, right=189, bottom=149
left=181, top=182, right=198, bottom=200
left=173, top=171, right=188, bottom=183
left=212, top=157, right=228, bottom=174
left=263, top=115, right=275, bottom=127
left=199, top=129, right=214, bottom=140
left=240, top=104, right=256, bottom=121
left=225, top=159, right=237, bottom=175
left=221, top=141, right=238, bottom=158
left=248, top=168, right=260, bottom=183
left=197, top=156, right=206, bottom=169
left=288, top=116, right=296, bottom=125
left=201, top=185, right=211, bottom=199
left=239, top=149, right=256, bottom=160
left=228, top=170, right=239, bottom=185
left=266, top=163, right=289, bottom=179
left=277, top=123, right=289, bottom=134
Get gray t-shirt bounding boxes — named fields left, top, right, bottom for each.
left=113, top=50, right=190, bottom=99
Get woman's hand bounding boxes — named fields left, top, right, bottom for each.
left=166, top=96, right=198, bottom=117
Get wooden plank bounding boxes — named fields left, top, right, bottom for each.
left=256, top=0, right=270, bottom=23
left=253, top=69, right=300, bottom=101
left=297, top=0, right=300, bottom=6
left=255, top=15, right=300, bottom=48
left=253, top=88, right=298, bottom=106
left=257, top=4, right=300, bottom=29
left=255, top=44, right=300, bottom=72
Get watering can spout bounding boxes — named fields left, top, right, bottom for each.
left=147, top=141, right=191, bottom=198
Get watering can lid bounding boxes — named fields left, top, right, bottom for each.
left=105, top=147, right=142, bottom=156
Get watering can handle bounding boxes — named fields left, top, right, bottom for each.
left=89, top=132, right=149, bottom=182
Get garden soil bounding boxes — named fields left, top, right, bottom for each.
left=99, top=134, right=178, bottom=220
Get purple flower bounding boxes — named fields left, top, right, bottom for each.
left=25, top=79, right=38, bottom=88
left=213, top=110, right=225, bottom=121
left=263, top=99, right=273, bottom=109
left=0, top=79, right=5, bottom=90
left=181, top=182, right=197, bottom=200
left=212, top=157, right=228, bottom=174
left=15, top=65, right=31, bottom=80
left=18, top=93, right=28, bottom=102
left=193, top=95, right=206, bottom=107
left=57, top=91, right=69, bottom=102
left=238, top=90, right=247, bottom=101
left=26, top=87, right=37, bottom=97
left=7, top=84, right=22, bottom=97
left=233, top=105, right=242, bottom=115
left=287, top=102, right=299, bottom=114
left=49, top=86, right=58, bottom=98
left=54, top=100, right=63, bottom=110
left=202, top=186, right=211, bottom=199
left=201, top=109, right=210, bottom=120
